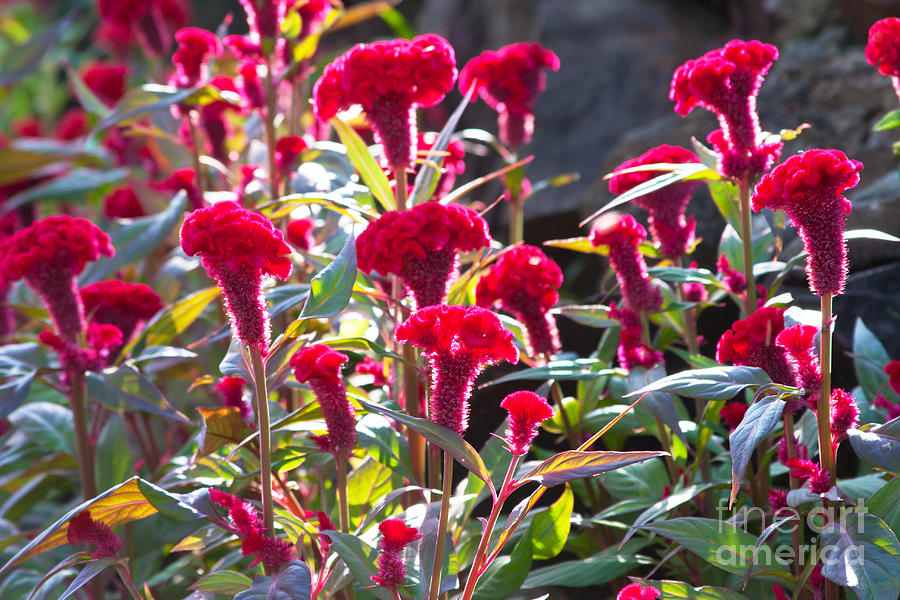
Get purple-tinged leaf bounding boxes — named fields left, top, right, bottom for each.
left=729, top=395, right=786, bottom=507
left=519, top=450, right=667, bottom=488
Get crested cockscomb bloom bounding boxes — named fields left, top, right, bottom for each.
left=209, top=488, right=293, bottom=571
left=395, top=305, right=518, bottom=435
left=356, top=202, right=490, bottom=309
left=286, top=218, right=314, bottom=251
left=169, top=28, right=222, bottom=88
left=371, top=519, right=421, bottom=590
left=313, top=35, right=457, bottom=169
left=80, top=61, right=129, bottom=108
left=866, top=18, right=900, bottom=98
left=180, top=201, right=292, bottom=349
left=355, top=355, right=388, bottom=387
left=0, top=217, right=114, bottom=338
left=459, top=42, right=560, bottom=148
left=589, top=215, right=662, bottom=314
left=775, top=324, right=820, bottom=397
left=290, top=0, right=332, bottom=39
left=617, top=583, right=661, bottom=600
left=787, top=458, right=832, bottom=494
left=238, top=0, right=286, bottom=41
left=500, top=390, right=554, bottom=455
left=768, top=488, right=788, bottom=512
left=95, top=0, right=190, bottom=56
left=830, top=388, right=859, bottom=445
left=886, top=360, right=900, bottom=394
left=103, top=187, right=145, bottom=219
left=609, top=303, right=663, bottom=371
left=475, top=245, right=563, bottom=357
left=290, top=345, right=356, bottom=454
left=670, top=40, right=781, bottom=179
left=716, top=307, right=795, bottom=386
left=237, top=61, right=265, bottom=109
left=683, top=261, right=709, bottom=303
left=80, top=280, right=162, bottom=356
left=609, top=145, right=699, bottom=258
left=215, top=376, right=252, bottom=422
left=720, top=401, right=749, bottom=431
left=67, top=510, right=123, bottom=558
left=156, top=168, right=204, bottom=210
left=752, top=149, right=863, bottom=296
left=274, top=136, right=307, bottom=177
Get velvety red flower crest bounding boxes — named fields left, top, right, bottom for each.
left=103, top=187, right=145, bottom=219
left=716, top=306, right=795, bottom=385
left=290, top=345, right=356, bottom=453
left=866, top=18, right=900, bottom=78
left=371, top=518, right=421, bottom=589
left=590, top=215, right=662, bottom=313
left=67, top=510, right=123, bottom=558
left=617, top=583, right=661, bottom=600
left=81, top=61, right=129, bottom=108
left=501, top=390, right=554, bottom=455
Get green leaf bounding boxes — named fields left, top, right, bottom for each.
left=729, top=395, right=786, bottom=506
left=531, top=486, right=573, bottom=560
left=847, top=419, right=900, bottom=476
left=623, top=482, right=723, bottom=545
left=9, top=401, right=74, bottom=455
left=299, top=234, right=356, bottom=319
left=483, top=359, right=617, bottom=386
left=94, top=415, right=132, bottom=491
left=135, top=286, right=220, bottom=351
left=627, top=365, right=687, bottom=446
left=233, top=561, right=312, bottom=600
left=626, top=366, right=775, bottom=402
left=5, top=167, right=130, bottom=212
left=58, top=558, right=116, bottom=600
left=473, top=526, right=532, bottom=600
left=197, top=406, right=253, bottom=457
left=0, top=370, right=35, bottom=419
left=632, top=578, right=751, bottom=600
left=320, top=531, right=389, bottom=599
left=356, top=397, right=493, bottom=489
left=707, top=180, right=741, bottom=233
left=93, top=85, right=198, bottom=133
left=331, top=117, right=394, bottom=212
left=522, top=545, right=645, bottom=588
left=845, top=228, right=900, bottom=243
left=874, top=109, right=900, bottom=131
left=648, top=266, right=717, bottom=284
left=553, top=304, right=615, bottom=328
left=519, top=449, right=667, bottom=487
left=853, top=318, right=896, bottom=403
left=136, top=480, right=215, bottom=521
left=85, top=368, right=191, bottom=424
left=189, top=570, right=254, bottom=595
left=868, top=478, right=900, bottom=534
left=820, top=512, right=900, bottom=600
left=64, top=61, right=112, bottom=117
left=410, top=89, right=470, bottom=205
left=0, top=11, right=77, bottom=85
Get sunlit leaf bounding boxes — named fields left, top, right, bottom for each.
left=530, top=486, right=573, bottom=560
left=518, top=449, right=667, bottom=487
left=197, top=407, right=253, bottom=457
left=331, top=118, right=394, bottom=212
left=233, top=561, right=312, bottom=600
left=299, top=234, right=356, bottom=319
left=820, top=512, right=900, bottom=600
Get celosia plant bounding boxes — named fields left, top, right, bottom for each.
left=371, top=519, right=421, bottom=591
left=589, top=214, right=662, bottom=314
left=290, top=344, right=356, bottom=454
left=716, top=306, right=795, bottom=386
left=500, top=390, right=553, bottom=455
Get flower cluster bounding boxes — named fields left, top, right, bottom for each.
left=609, top=303, right=663, bottom=371
left=717, top=254, right=746, bottom=295
left=81, top=61, right=129, bottom=108
left=180, top=201, right=292, bottom=348
left=866, top=18, right=900, bottom=86
left=357, top=202, right=490, bottom=309
left=775, top=324, right=821, bottom=398
left=830, top=388, right=859, bottom=445
left=395, top=305, right=518, bottom=435
left=215, top=376, right=253, bottom=423
left=716, top=307, right=795, bottom=386
left=290, top=345, right=356, bottom=454
left=274, top=136, right=307, bottom=177
left=355, top=355, right=388, bottom=387
left=169, top=28, right=222, bottom=88
left=476, top=245, right=563, bottom=357
left=500, top=391, right=554, bottom=455
left=67, top=510, right=123, bottom=558
left=589, top=214, right=662, bottom=314
left=786, top=458, right=832, bottom=495
left=313, top=35, right=457, bottom=168
left=371, top=519, right=421, bottom=590
left=286, top=218, right=315, bottom=251
left=80, top=280, right=162, bottom=344
left=752, top=149, right=862, bottom=296
left=683, top=261, right=709, bottom=303
left=609, top=145, right=699, bottom=258
left=95, top=0, right=189, bottom=56
left=617, top=583, right=661, bottom=600
left=209, top=488, right=294, bottom=571
left=103, top=187, right=145, bottom=219
left=670, top=40, right=781, bottom=179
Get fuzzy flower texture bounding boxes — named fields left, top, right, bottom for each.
left=371, top=519, right=421, bottom=590
left=752, top=149, right=862, bottom=296
left=180, top=202, right=292, bottom=349
left=395, top=305, right=518, bottom=435
left=716, top=307, right=795, bottom=386
left=590, top=215, right=661, bottom=314
left=67, top=510, right=123, bottom=558
left=291, top=345, right=356, bottom=454
left=209, top=488, right=293, bottom=572
left=476, top=245, right=562, bottom=358
left=670, top=40, right=781, bottom=179
left=501, top=391, right=554, bottom=456
left=357, top=202, right=490, bottom=309
left=81, top=280, right=163, bottom=357
left=866, top=18, right=900, bottom=99
left=313, top=34, right=457, bottom=169
left=459, top=42, right=560, bottom=148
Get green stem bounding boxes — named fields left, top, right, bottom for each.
left=404, top=345, right=426, bottom=488
left=509, top=195, right=524, bottom=245
left=818, top=293, right=835, bottom=478
left=428, top=452, right=453, bottom=600
left=783, top=412, right=804, bottom=577
left=187, top=115, right=207, bottom=195
left=738, top=177, right=757, bottom=315
left=263, top=56, right=280, bottom=202
left=336, top=449, right=351, bottom=533
left=549, top=381, right=577, bottom=449
left=69, top=370, right=96, bottom=500
left=249, top=345, right=274, bottom=534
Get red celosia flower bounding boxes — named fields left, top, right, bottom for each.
left=41, top=323, right=123, bottom=377
left=459, top=42, right=560, bottom=148
left=81, top=280, right=162, bottom=357
left=290, top=345, right=356, bottom=454
left=609, top=303, right=663, bottom=372
left=215, top=376, right=253, bottom=422
left=752, top=149, right=863, bottom=296
left=500, top=391, right=554, bottom=455
left=275, top=136, right=308, bottom=176
left=238, top=0, right=286, bottom=41
left=209, top=488, right=293, bottom=571
left=683, top=261, right=709, bottom=303
left=169, top=28, right=222, bottom=89
left=180, top=201, right=292, bottom=349
left=286, top=218, right=314, bottom=251
left=103, top=187, right=146, bottom=219
left=95, top=0, right=190, bottom=56
left=156, top=168, right=204, bottom=210
left=395, top=305, right=518, bottom=435
left=786, top=458, right=832, bottom=494
left=717, top=254, right=746, bottom=295
left=55, top=109, right=90, bottom=141
left=720, top=401, right=748, bottom=431
left=866, top=18, right=900, bottom=81
left=609, top=145, right=699, bottom=258
left=237, top=61, right=266, bottom=109
left=776, top=433, right=807, bottom=466
left=224, top=35, right=263, bottom=62
left=670, top=40, right=781, bottom=179
left=12, top=117, right=43, bottom=138
left=616, top=583, right=661, bottom=600
left=476, top=245, right=563, bottom=357
left=874, top=393, right=900, bottom=420
left=0, top=217, right=114, bottom=338
left=290, top=0, right=332, bottom=38
left=885, top=360, right=900, bottom=395
left=81, top=61, right=129, bottom=108
left=67, top=510, right=123, bottom=558
left=355, top=355, right=388, bottom=387
left=313, top=34, right=457, bottom=169
left=830, top=388, right=859, bottom=445
left=716, top=307, right=796, bottom=386
left=589, top=215, right=662, bottom=314
left=356, top=202, right=490, bottom=309
left=371, top=518, right=421, bottom=590
left=775, top=324, right=820, bottom=397
left=768, top=488, right=788, bottom=512
left=189, top=75, right=241, bottom=165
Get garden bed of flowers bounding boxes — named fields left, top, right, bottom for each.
left=0, top=1, right=899, bottom=599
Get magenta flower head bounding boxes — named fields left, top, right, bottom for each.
left=180, top=201, right=292, bottom=349
left=0, top=216, right=114, bottom=339
left=670, top=40, right=781, bottom=179
left=80, top=280, right=162, bottom=358
left=209, top=488, right=293, bottom=571
left=274, top=135, right=308, bottom=177
left=589, top=215, right=662, bottom=314
left=103, top=187, right=145, bottom=220
left=215, top=376, right=252, bottom=422
left=886, top=360, right=900, bottom=395
left=500, top=391, right=553, bottom=456
left=609, top=145, right=699, bottom=258
left=168, top=28, right=222, bottom=88
left=395, top=305, right=519, bottom=435
left=313, top=34, right=457, bottom=170
left=286, top=218, right=315, bottom=251
left=459, top=42, right=560, bottom=148
left=720, top=401, right=749, bottom=431
left=357, top=202, right=490, bottom=309
left=157, top=168, right=205, bottom=211
left=67, top=510, right=123, bottom=558
left=716, top=306, right=796, bottom=386
left=775, top=324, right=821, bottom=397
left=290, top=344, right=356, bottom=454
left=617, top=583, right=661, bottom=600
left=371, top=518, right=421, bottom=590
left=866, top=18, right=900, bottom=96
left=787, top=458, right=832, bottom=495
left=830, top=388, right=859, bottom=445
left=238, top=0, right=286, bottom=41
left=683, top=261, right=709, bottom=303
left=608, top=303, right=663, bottom=372
left=475, top=245, right=563, bottom=357
left=752, top=149, right=862, bottom=296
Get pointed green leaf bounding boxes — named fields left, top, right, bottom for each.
left=820, top=512, right=900, bottom=600
left=58, top=558, right=116, bottom=600
left=522, top=545, right=646, bottom=588
left=847, top=419, right=900, bottom=476
left=623, top=482, right=723, bottom=545
left=483, top=359, right=617, bottom=386
left=626, top=366, right=775, bottom=402
left=729, top=395, right=786, bottom=506
left=632, top=578, right=751, bottom=600
left=519, top=450, right=667, bottom=487
left=189, top=570, right=253, bottom=595
left=874, top=109, right=900, bottom=131
left=331, top=117, right=394, bottom=212
left=299, top=234, right=356, bottom=319
left=627, top=365, right=687, bottom=446
left=531, top=486, right=573, bottom=560
left=133, top=286, right=220, bottom=351
left=234, top=561, right=312, bottom=600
